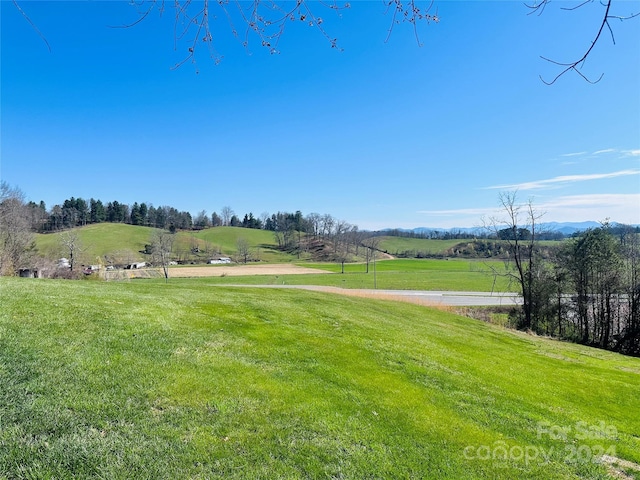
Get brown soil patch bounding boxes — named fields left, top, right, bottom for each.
left=143, top=264, right=332, bottom=278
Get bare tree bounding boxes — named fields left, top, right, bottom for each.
left=0, top=182, right=35, bottom=275
left=306, top=212, right=322, bottom=239
left=194, top=210, right=210, bottom=229
left=59, top=230, right=84, bottom=272
left=485, top=192, right=545, bottom=331
left=362, top=236, right=381, bottom=274
left=259, top=211, right=270, bottom=229
left=321, top=214, right=334, bottom=240
left=221, top=206, right=234, bottom=227
left=151, top=229, right=175, bottom=281
left=528, top=0, right=639, bottom=84
left=236, top=237, right=251, bottom=264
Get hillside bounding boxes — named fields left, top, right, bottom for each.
left=189, top=226, right=294, bottom=263
left=35, top=223, right=156, bottom=264
left=1, top=277, right=638, bottom=478
left=34, top=224, right=296, bottom=265
left=35, top=224, right=528, bottom=268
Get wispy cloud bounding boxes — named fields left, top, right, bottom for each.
left=557, top=148, right=640, bottom=161
left=485, top=169, right=640, bottom=191
left=539, top=193, right=640, bottom=209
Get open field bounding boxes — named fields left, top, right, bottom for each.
left=37, top=224, right=536, bottom=269
left=377, top=236, right=462, bottom=256
left=1, top=278, right=638, bottom=478
left=161, top=259, right=515, bottom=292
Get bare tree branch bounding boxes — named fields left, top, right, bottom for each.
left=113, top=1, right=440, bottom=69
left=384, top=0, right=439, bottom=46
left=108, top=2, right=155, bottom=29
left=12, top=0, right=51, bottom=52
left=531, top=0, right=640, bottom=85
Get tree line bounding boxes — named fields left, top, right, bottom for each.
left=490, top=193, right=639, bottom=357
left=22, top=196, right=359, bottom=240
left=26, top=197, right=195, bottom=232
left=0, top=183, right=371, bottom=273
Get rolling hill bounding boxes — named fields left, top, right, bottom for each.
left=34, top=224, right=295, bottom=265
left=0, top=277, right=638, bottom=478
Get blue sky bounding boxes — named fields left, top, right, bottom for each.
left=2, top=1, right=639, bottom=230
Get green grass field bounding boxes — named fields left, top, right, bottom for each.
left=1, top=278, right=638, bottom=478
left=35, top=225, right=296, bottom=265
left=171, top=258, right=514, bottom=292
left=35, top=224, right=157, bottom=263
left=377, top=236, right=462, bottom=256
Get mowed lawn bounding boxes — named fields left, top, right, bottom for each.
left=188, top=258, right=514, bottom=292
left=376, top=236, right=462, bottom=256
left=35, top=225, right=296, bottom=265
left=35, top=224, right=156, bottom=262
left=1, top=278, right=638, bottom=479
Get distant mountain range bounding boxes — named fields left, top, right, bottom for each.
left=385, top=221, right=635, bottom=236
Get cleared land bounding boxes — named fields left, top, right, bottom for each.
left=159, top=264, right=331, bottom=277
left=1, top=278, right=638, bottom=479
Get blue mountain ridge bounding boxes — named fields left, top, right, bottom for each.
left=383, top=221, right=635, bottom=236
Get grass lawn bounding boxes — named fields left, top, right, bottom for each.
left=35, top=225, right=297, bottom=266
left=35, top=224, right=156, bottom=263
left=185, top=258, right=515, bottom=292
left=0, top=277, right=638, bottom=478
left=377, top=236, right=462, bottom=256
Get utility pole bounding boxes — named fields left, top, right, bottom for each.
left=373, top=247, right=377, bottom=289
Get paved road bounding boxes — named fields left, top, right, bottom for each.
left=366, top=289, right=522, bottom=306
left=217, top=284, right=522, bottom=307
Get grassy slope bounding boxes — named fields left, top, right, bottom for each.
left=35, top=225, right=295, bottom=264
left=190, top=226, right=294, bottom=262
left=377, top=236, right=461, bottom=255
left=1, top=278, right=638, bottom=478
left=35, top=224, right=157, bottom=263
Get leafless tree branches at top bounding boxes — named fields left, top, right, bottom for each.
left=527, top=0, right=639, bottom=84
left=113, top=0, right=438, bottom=71
left=11, top=0, right=637, bottom=82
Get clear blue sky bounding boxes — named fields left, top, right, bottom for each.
left=2, top=1, right=639, bottom=230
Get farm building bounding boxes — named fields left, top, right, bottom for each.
left=124, top=262, right=146, bottom=269
left=208, top=257, right=232, bottom=264
left=19, top=268, right=44, bottom=278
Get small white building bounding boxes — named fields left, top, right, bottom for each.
left=208, top=257, right=232, bottom=264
